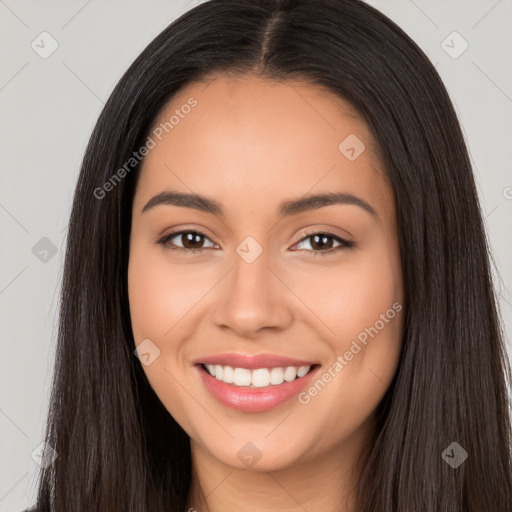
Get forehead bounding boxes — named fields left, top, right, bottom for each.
left=134, top=74, right=393, bottom=224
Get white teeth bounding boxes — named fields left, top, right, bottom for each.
left=297, top=366, right=309, bottom=377
left=270, top=367, right=284, bottom=385
left=214, top=365, right=223, bottom=380
left=222, top=365, right=234, bottom=383
left=233, top=367, right=252, bottom=386
left=283, top=366, right=297, bottom=382
left=204, top=364, right=312, bottom=388
left=251, top=368, right=270, bottom=388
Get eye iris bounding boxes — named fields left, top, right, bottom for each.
left=310, top=234, right=334, bottom=251
left=182, top=232, right=204, bottom=249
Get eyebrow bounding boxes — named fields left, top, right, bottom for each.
left=141, top=190, right=378, bottom=219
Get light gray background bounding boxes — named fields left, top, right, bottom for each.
left=1, top=0, right=511, bottom=509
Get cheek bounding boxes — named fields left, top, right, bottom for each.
left=127, top=238, right=189, bottom=382
left=292, top=248, right=403, bottom=444
left=298, top=248, right=401, bottom=325
left=127, top=242, right=200, bottom=431
left=128, top=249, right=168, bottom=343
left=128, top=241, right=208, bottom=342
left=299, top=242, right=404, bottom=380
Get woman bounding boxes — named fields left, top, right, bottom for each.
left=26, top=0, right=512, bottom=510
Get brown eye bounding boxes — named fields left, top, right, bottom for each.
left=157, top=230, right=217, bottom=252
left=292, top=232, right=354, bottom=256
left=157, top=229, right=354, bottom=256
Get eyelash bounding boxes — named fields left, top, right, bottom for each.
left=156, top=229, right=354, bottom=257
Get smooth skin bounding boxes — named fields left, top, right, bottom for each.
left=128, top=74, right=404, bottom=512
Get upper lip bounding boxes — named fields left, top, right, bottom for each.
left=193, top=353, right=319, bottom=370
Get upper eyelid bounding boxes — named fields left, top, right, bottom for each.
left=162, top=227, right=217, bottom=245
left=295, top=227, right=350, bottom=243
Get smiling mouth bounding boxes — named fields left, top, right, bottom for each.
left=199, top=363, right=320, bottom=389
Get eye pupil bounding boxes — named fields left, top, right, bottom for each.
left=182, top=232, right=204, bottom=249
left=310, top=234, right=334, bottom=251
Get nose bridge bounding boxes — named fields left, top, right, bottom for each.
left=229, top=240, right=276, bottom=310
left=233, top=238, right=271, bottom=289
left=213, top=238, right=292, bottom=334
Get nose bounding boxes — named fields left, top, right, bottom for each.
left=212, top=249, right=294, bottom=338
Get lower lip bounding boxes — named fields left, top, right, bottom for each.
left=196, top=364, right=320, bottom=413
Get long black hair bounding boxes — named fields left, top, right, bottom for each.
left=30, top=0, right=512, bottom=510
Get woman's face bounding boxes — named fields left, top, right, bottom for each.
left=128, top=74, right=404, bottom=472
